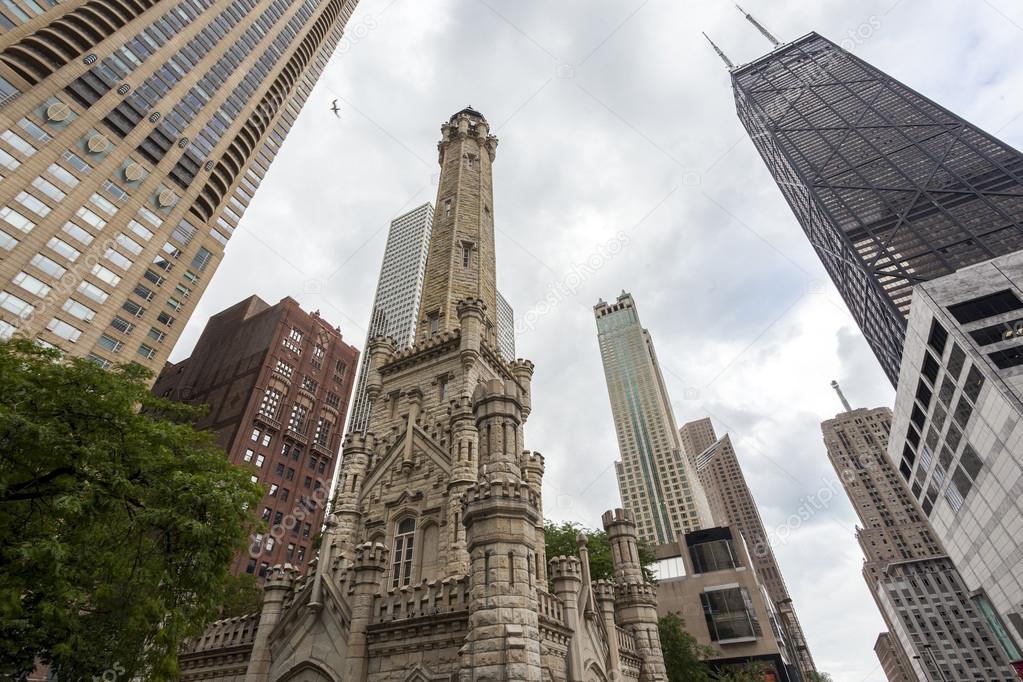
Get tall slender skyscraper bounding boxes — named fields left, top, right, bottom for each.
left=679, top=418, right=816, bottom=681
left=0, top=0, right=359, bottom=372
left=822, top=392, right=1017, bottom=681
left=347, top=202, right=433, bottom=434
left=595, top=291, right=711, bottom=545
left=730, top=31, right=1023, bottom=385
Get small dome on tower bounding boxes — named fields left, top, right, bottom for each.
left=450, top=105, right=486, bottom=122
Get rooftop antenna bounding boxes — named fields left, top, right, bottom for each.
left=830, top=380, right=853, bottom=412
left=702, top=32, right=735, bottom=69
left=735, top=3, right=781, bottom=48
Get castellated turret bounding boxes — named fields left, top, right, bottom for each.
left=460, top=377, right=543, bottom=680
left=603, top=508, right=667, bottom=681
left=178, top=107, right=667, bottom=682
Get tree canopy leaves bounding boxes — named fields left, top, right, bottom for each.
left=0, top=340, right=264, bottom=679
left=543, top=519, right=656, bottom=583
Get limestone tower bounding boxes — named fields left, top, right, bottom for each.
left=179, top=108, right=668, bottom=682
left=417, top=106, right=500, bottom=343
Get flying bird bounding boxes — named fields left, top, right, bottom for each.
left=330, top=99, right=341, bottom=118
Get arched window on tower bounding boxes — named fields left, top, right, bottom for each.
left=391, top=517, right=416, bottom=588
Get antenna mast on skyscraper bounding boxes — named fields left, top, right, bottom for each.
left=830, top=380, right=853, bottom=412
left=702, top=32, right=735, bottom=69
left=734, top=4, right=781, bottom=48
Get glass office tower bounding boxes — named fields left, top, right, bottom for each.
left=732, top=32, right=1023, bottom=385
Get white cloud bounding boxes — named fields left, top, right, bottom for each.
left=169, top=0, right=1023, bottom=678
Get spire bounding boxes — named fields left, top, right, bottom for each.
left=830, top=380, right=853, bottom=412
left=734, top=4, right=781, bottom=48
left=702, top=32, right=735, bottom=69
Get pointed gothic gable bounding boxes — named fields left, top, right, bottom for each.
left=358, top=425, right=452, bottom=502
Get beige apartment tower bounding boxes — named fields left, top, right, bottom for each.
left=594, top=291, right=711, bottom=545
left=0, top=0, right=359, bottom=371
left=679, top=417, right=817, bottom=681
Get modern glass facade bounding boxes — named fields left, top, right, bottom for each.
left=732, top=32, right=1023, bottom=385
left=0, top=0, right=360, bottom=372
left=595, top=291, right=711, bottom=545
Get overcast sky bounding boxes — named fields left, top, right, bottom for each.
left=169, top=0, right=1023, bottom=678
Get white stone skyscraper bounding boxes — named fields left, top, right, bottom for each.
left=886, top=251, right=1023, bottom=673
left=495, top=289, right=514, bottom=362
left=595, top=291, right=711, bottom=545
left=346, top=202, right=432, bottom=434
left=822, top=392, right=1018, bottom=681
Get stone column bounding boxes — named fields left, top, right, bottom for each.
left=602, top=508, right=666, bottom=682
left=345, top=542, right=388, bottom=682
left=549, top=555, right=584, bottom=679
left=457, top=298, right=485, bottom=391
left=509, top=359, right=534, bottom=422
left=244, top=564, right=297, bottom=682
left=333, top=432, right=375, bottom=563
left=460, top=379, right=542, bottom=681
left=446, top=396, right=477, bottom=576
left=521, top=451, right=546, bottom=584
left=594, top=580, right=622, bottom=680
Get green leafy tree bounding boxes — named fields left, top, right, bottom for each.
left=543, top=519, right=656, bottom=582
left=0, top=340, right=264, bottom=680
left=659, top=612, right=717, bottom=682
left=219, top=573, right=265, bottom=618
left=806, top=673, right=835, bottom=682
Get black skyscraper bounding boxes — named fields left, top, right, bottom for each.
left=731, top=32, right=1023, bottom=385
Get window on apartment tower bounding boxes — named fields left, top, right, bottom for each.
left=289, top=404, right=308, bottom=433
left=259, top=388, right=282, bottom=418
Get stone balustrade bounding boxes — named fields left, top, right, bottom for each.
left=536, top=588, right=565, bottom=624
left=616, top=625, right=638, bottom=653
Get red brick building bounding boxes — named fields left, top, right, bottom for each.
left=153, top=295, right=359, bottom=578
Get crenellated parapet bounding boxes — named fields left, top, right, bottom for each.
left=372, top=575, right=471, bottom=622
left=472, top=378, right=525, bottom=481
left=461, top=477, right=540, bottom=531
left=352, top=542, right=388, bottom=579
left=548, top=555, right=583, bottom=592
left=440, top=108, right=498, bottom=162
left=364, top=336, right=397, bottom=405
left=593, top=579, right=617, bottom=606
left=614, top=582, right=658, bottom=607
